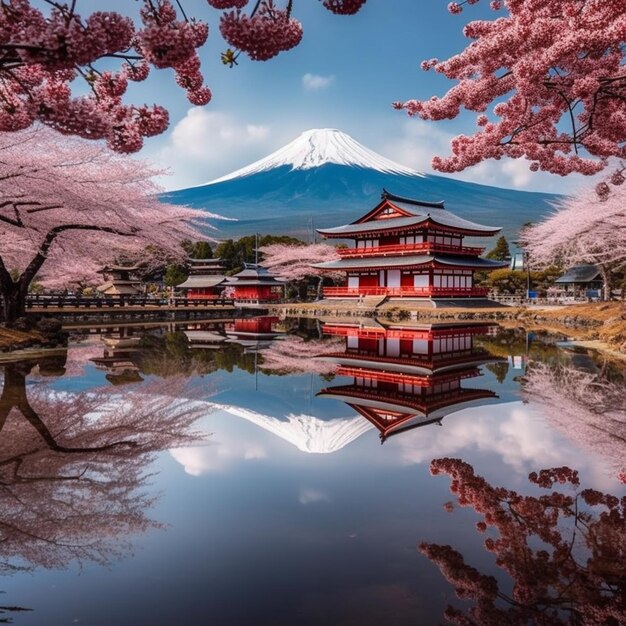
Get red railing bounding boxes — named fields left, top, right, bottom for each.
left=337, top=242, right=484, bottom=258
left=336, top=365, right=479, bottom=387
left=322, top=286, right=490, bottom=298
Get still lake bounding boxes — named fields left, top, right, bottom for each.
left=0, top=316, right=624, bottom=625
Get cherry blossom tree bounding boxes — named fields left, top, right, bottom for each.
left=521, top=169, right=626, bottom=300
left=0, top=0, right=367, bottom=151
left=521, top=360, right=626, bottom=479
left=0, top=358, right=207, bottom=572
left=395, top=1, right=626, bottom=176
left=0, top=126, right=217, bottom=325
left=422, top=458, right=626, bottom=625
left=259, top=242, right=341, bottom=299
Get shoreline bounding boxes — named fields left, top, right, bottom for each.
left=2, top=301, right=624, bottom=360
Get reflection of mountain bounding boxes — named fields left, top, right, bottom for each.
left=317, top=321, right=502, bottom=441
left=218, top=405, right=373, bottom=454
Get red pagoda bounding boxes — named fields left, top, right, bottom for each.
left=177, top=257, right=227, bottom=300
left=223, top=264, right=285, bottom=304
left=317, top=321, right=501, bottom=442
left=313, top=190, right=508, bottom=302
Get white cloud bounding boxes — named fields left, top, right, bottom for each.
left=386, top=401, right=617, bottom=490
left=302, top=73, right=335, bottom=91
left=299, top=488, right=330, bottom=505
left=170, top=438, right=267, bottom=475
left=380, top=120, right=582, bottom=193
left=153, top=108, right=274, bottom=190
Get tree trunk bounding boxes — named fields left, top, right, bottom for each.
left=598, top=264, right=613, bottom=301
left=0, top=282, right=26, bottom=326
left=316, top=275, right=324, bottom=301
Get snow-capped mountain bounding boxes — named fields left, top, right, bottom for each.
left=206, top=128, right=422, bottom=185
left=219, top=404, right=373, bottom=454
left=164, top=128, right=558, bottom=242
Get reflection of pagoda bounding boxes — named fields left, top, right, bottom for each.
left=225, top=316, right=282, bottom=351
left=90, top=327, right=143, bottom=385
left=177, top=258, right=227, bottom=299
left=317, top=321, right=501, bottom=442
left=183, top=324, right=228, bottom=350
left=96, top=264, right=143, bottom=297
left=223, top=264, right=285, bottom=305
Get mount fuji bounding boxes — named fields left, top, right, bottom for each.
left=164, top=128, right=558, bottom=242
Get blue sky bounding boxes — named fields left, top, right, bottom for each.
left=115, top=0, right=588, bottom=193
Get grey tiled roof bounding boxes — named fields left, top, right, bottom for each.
left=223, top=264, right=286, bottom=286
left=317, top=201, right=501, bottom=237
left=555, top=264, right=601, bottom=284
left=178, top=275, right=226, bottom=289
left=312, top=255, right=508, bottom=270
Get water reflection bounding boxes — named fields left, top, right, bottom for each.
left=422, top=458, right=626, bottom=625
left=317, top=320, right=503, bottom=442
left=522, top=358, right=626, bottom=478
left=0, top=318, right=624, bottom=625
left=0, top=356, right=205, bottom=573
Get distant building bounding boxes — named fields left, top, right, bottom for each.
left=554, top=264, right=602, bottom=298
left=177, top=258, right=227, bottom=299
left=313, top=190, right=507, bottom=305
left=509, top=252, right=526, bottom=271
left=223, top=264, right=285, bottom=304
left=96, top=264, right=143, bottom=297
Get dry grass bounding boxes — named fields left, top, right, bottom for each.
left=0, top=326, right=42, bottom=350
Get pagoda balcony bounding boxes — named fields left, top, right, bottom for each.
left=337, top=242, right=484, bottom=258
left=322, top=286, right=490, bottom=298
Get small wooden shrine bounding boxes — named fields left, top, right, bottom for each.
left=177, top=258, right=227, bottom=299
left=96, top=264, right=143, bottom=298
left=313, top=190, right=508, bottom=302
left=90, top=327, right=143, bottom=385
left=223, top=264, right=285, bottom=304
left=317, top=321, right=501, bottom=442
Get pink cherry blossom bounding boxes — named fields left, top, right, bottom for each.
left=521, top=166, right=626, bottom=300
left=397, top=1, right=626, bottom=176
left=0, top=126, right=218, bottom=325
left=0, top=1, right=366, bottom=148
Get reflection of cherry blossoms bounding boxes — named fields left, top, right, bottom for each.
left=0, top=361, right=206, bottom=572
left=522, top=361, right=626, bottom=477
left=422, top=458, right=626, bottom=626
left=260, top=336, right=342, bottom=375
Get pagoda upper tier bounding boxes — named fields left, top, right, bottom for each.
left=314, top=190, right=508, bottom=300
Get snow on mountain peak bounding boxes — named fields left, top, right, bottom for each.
left=205, top=128, right=423, bottom=185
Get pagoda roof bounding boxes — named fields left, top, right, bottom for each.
left=96, top=282, right=143, bottom=296
left=312, top=254, right=508, bottom=271
left=317, top=385, right=498, bottom=419
left=223, top=264, right=286, bottom=286
left=350, top=405, right=445, bottom=440
left=554, top=264, right=601, bottom=284
left=178, top=275, right=226, bottom=289
left=320, top=353, right=499, bottom=375
left=183, top=330, right=227, bottom=348
left=98, top=264, right=142, bottom=273
left=317, top=190, right=501, bottom=237
left=188, top=257, right=223, bottom=263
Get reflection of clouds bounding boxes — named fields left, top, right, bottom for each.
left=299, top=488, right=330, bottom=505
left=171, top=437, right=267, bottom=475
left=389, top=402, right=616, bottom=486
